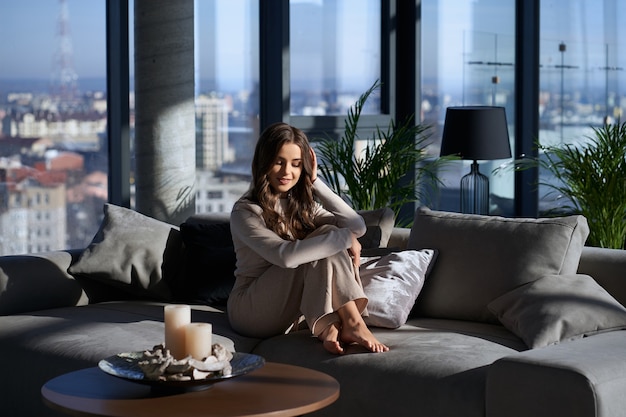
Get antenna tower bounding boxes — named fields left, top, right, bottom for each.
left=50, top=0, right=79, bottom=104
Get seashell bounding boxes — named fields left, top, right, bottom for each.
left=212, top=343, right=234, bottom=362
left=134, top=342, right=233, bottom=381
left=192, top=369, right=212, bottom=380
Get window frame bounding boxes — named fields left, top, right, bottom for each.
left=105, top=0, right=541, bottom=217
left=106, top=0, right=131, bottom=208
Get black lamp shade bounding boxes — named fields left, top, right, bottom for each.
left=440, top=106, right=511, bottom=160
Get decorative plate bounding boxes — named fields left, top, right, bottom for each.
left=98, top=351, right=265, bottom=391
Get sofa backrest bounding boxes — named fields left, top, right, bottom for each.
left=407, top=207, right=590, bottom=323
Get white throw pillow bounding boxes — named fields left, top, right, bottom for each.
left=360, top=249, right=437, bottom=329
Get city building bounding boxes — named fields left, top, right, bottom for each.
left=0, top=0, right=624, bottom=254
left=0, top=166, right=66, bottom=255
left=195, top=94, right=233, bottom=171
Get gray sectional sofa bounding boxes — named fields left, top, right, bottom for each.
left=2, top=204, right=626, bottom=417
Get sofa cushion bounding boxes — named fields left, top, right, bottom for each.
left=408, top=207, right=589, bottom=323
left=486, top=331, right=626, bottom=417
left=360, top=249, right=437, bottom=328
left=488, top=274, right=626, bottom=348
left=68, top=204, right=183, bottom=301
left=252, top=318, right=524, bottom=417
left=0, top=251, right=88, bottom=315
left=173, top=221, right=236, bottom=307
left=357, top=207, right=395, bottom=249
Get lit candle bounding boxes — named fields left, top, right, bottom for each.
left=185, top=323, right=213, bottom=360
left=164, top=304, right=191, bottom=359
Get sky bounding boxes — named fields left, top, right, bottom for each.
left=0, top=0, right=280, bottom=84
left=0, top=0, right=623, bottom=91
left=0, top=0, right=450, bottom=84
left=0, top=0, right=106, bottom=79
left=0, top=0, right=273, bottom=91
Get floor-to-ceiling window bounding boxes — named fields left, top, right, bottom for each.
left=288, top=0, right=386, bottom=208
left=290, top=0, right=381, bottom=117
left=538, top=0, right=626, bottom=213
left=3, top=1, right=625, bottom=256
left=126, top=0, right=260, bottom=216
left=193, top=0, right=260, bottom=214
left=0, top=0, right=107, bottom=254
left=421, top=0, right=516, bottom=215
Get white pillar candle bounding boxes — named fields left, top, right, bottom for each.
left=185, top=323, right=213, bottom=360
left=164, top=304, right=191, bottom=359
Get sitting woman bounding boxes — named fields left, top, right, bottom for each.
left=227, top=122, right=389, bottom=354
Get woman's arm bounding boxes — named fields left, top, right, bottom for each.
left=312, top=179, right=367, bottom=237
left=231, top=201, right=355, bottom=269
left=308, top=148, right=366, bottom=237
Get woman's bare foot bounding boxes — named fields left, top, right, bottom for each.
left=318, top=322, right=345, bottom=355
left=340, top=318, right=389, bottom=353
left=338, top=302, right=389, bottom=353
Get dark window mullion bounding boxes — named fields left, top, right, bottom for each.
left=514, top=0, right=539, bottom=217
left=106, top=0, right=131, bottom=208
left=393, top=0, right=418, bottom=223
left=259, top=0, right=290, bottom=131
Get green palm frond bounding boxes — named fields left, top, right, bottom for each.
left=316, top=80, right=450, bottom=219
left=497, top=121, right=626, bottom=249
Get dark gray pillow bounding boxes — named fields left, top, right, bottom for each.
left=0, top=251, right=87, bottom=315
left=68, top=204, right=183, bottom=301
left=357, top=207, right=395, bottom=249
left=488, top=274, right=626, bottom=349
left=173, top=221, right=236, bottom=307
left=408, top=207, right=590, bottom=323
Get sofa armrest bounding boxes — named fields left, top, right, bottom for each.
left=486, top=331, right=626, bottom=417
left=387, top=227, right=410, bottom=250
left=578, top=246, right=626, bottom=307
left=0, top=250, right=89, bottom=315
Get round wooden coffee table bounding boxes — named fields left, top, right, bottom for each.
left=42, top=362, right=339, bottom=417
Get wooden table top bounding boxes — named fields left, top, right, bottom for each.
left=42, top=362, right=340, bottom=417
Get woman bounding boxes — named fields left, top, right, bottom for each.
left=227, top=122, right=389, bottom=354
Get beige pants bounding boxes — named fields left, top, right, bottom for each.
left=227, top=225, right=368, bottom=338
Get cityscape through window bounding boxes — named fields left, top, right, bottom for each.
left=1, top=1, right=625, bottom=255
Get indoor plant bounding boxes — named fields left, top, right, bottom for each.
left=504, top=121, right=626, bottom=249
left=315, top=81, right=447, bottom=220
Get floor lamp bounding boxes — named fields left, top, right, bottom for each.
left=440, top=106, right=511, bottom=215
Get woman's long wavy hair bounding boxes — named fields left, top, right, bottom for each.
left=248, top=122, right=317, bottom=240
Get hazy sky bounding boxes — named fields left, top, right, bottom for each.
left=0, top=0, right=268, bottom=90
left=0, top=0, right=623, bottom=89
left=0, top=0, right=106, bottom=79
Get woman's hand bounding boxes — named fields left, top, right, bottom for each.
left=309, top=147, right=318, bottom=183
left=348, top=233, right=361, bottom=270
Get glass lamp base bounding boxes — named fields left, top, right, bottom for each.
left=460, top=161, right=489, bottom=215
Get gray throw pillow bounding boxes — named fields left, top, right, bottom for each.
left=408, top=207, right=589, bottom=323
left=360, top=249, right=437, bottom=329
left=68, top=204, right=183, bottom=301
left=0, top=251, right=87, bottom=315
left=488, top=274, right=626, bottom=349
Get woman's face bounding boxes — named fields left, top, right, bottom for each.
left=268, top=142, right=303, bottom=196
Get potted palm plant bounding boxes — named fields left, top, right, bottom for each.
left=315, top=81, right=447, bottom=221
left=504, top=121, right=626, bottom=249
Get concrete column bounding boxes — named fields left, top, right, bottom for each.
left=134, top=0, right=195, bottom=225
